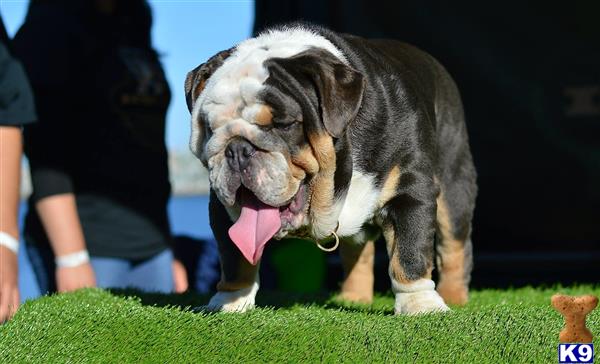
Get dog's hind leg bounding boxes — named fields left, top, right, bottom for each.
left=434, top=186, right=474, bottom=306
left=339, top=237, right=376, bottom=304
left=432, top=64, right=477, bottom=306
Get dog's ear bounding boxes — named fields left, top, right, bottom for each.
left=184, top=47, right=233, bottom=112
left=186, top=48, right=233, bottom=166
left=264, top=48, right=364, bottom=138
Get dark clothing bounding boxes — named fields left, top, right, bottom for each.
left=14, top=4, right=172, bottom=259
left=0, top=16, right=36, bottom=126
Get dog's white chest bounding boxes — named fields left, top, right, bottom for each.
left=335, top=171, right=379, bottom=237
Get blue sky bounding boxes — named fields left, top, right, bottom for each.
left=0, top=0, right=254, bottom=151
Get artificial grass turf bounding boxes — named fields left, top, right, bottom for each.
left=1, top=286, right=599, bottom=363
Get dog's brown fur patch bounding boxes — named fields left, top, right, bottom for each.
left=383, top=225, right=409, bottom=284
left=253, top=105, right=273, bottom=126
left=288, top=161, right=306, bottom=181
left=194, top=79, right=207, bottom=101
left=308, top=133, right=335, bottom=171
left=378, top=166, right=401, bottom=207
left=339, top=240, right=375, bottom=304
left=384, top=223, right=433, bottom=285
left=306, top=132, right=338, bottom=236
left=435, top=191, right=468, bottom=305
left=291, top=146, right=320, bottom=175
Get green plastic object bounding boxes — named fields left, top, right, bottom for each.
left=270, top=238, right=326, bottom=293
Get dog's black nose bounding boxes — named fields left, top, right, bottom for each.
left=225, top=139, right=255, bottom=171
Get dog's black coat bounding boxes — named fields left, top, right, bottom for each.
left=262, top=26, right=475, bottom=279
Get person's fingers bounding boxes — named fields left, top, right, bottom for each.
left=87, top=270, right=97, bottom=287
left=55, top=271, right=67, bottom=293
left=79, top=265, right=95, bottom=289
left=9, top=288, right=20, bottom=319
left=174, top=273, right=188, bottom=292
left=56, top=268, right=73, bottom=292
left=172, top=260, right=188, bottom=293
left=0, top=303, right=6, bottom=324
left=0, top=286, right=10, bottom=323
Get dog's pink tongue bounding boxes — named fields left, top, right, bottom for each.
left=228, top=190, right=281, bottom=265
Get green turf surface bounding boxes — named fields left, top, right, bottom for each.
left=1, top=286, right=599, bottom=363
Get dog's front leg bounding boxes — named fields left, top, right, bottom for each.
left=205, top=191, right=260, bottom=313
left=381, top=173, right=449, bottom=315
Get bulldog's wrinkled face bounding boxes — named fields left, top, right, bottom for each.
left=185, top=28, right=364, bottom=264
left=200, top=81, right=314, bottom=237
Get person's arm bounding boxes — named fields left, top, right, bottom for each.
left=22, top=100, right=98, bottom=289
left=35, top=194, right=96, bottom=292
left=13, top=12, right=95, bottom=292
left=0, top=36, right=37, bottom=322
left=0, top=126, right=22, bottom=322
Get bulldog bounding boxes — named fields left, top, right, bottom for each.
left=185, top=24, right=477, bottom=315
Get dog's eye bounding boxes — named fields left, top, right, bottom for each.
left=276, top=121, right=298, bottom=131
left=273, top=118, right=299, bottom=131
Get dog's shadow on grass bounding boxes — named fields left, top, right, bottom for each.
left=108, top=289, right=393, bottom=315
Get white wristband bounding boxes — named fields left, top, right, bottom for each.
left=55, top=250, right=90, bottom=268
left=0, top=232, right=19, bottom=254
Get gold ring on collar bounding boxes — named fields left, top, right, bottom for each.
left=315, top=222, right=340, bottom=252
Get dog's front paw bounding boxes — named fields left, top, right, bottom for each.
left=394, top=290, right=450, bottom=315
left=392, top=279, right=450, bottom=315
left=202, top=282, right=259, bottom=313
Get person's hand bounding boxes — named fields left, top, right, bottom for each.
left=0, top=246, right=20, bottom=323
left=172, top=258, right=188, bottom=293
left=55, top=263, right=96, bottom=292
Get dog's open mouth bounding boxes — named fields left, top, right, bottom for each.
left=228, top=185, right=307, bottom=265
